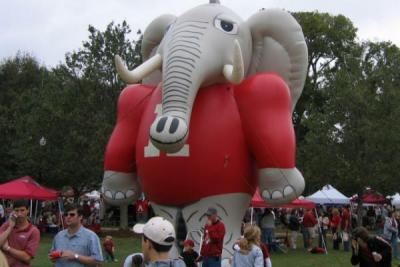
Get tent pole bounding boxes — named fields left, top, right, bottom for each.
left=58, top=198, right=64, bottom=230
left=34, top=200, right=39, bottom=224
left=250, top=207, right=254, bottom=225
left=29, top=199, right=33, bottom=218
left=314, top=208, right=328, bottom=254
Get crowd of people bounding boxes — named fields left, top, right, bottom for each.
left=0, top=197, right=399, bottom=267
left=246, top=204, right=400, bottom=267
left=126, top=206, right=271, bottom=267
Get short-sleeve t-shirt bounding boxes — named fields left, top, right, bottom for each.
left=0, top=222, right=40, bottom=267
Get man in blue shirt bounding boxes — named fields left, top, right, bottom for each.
left=49, top=204, right=103, bottom=266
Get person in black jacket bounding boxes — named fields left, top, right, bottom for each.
left=351, top=226, right=392, bottom=267
left=288, top=209, right=300, bottom=249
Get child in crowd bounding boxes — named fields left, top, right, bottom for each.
left=103, top=235, right=118, bottom=262
left=180, top=239, right=199, bottom=267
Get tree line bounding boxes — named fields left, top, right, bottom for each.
left=1, top=13, right=399, bottom=197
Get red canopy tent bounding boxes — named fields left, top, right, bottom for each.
left=251, top=188, right=316, bottom=209
left=350, top=189, right=387, bottom=204
left=0, top=176, right=59, bottom=200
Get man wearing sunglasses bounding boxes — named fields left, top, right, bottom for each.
left=49, top=204, right=103, bottom=266
left=0, top=199, right=40, bottom=267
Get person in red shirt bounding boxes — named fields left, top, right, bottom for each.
left=341, top=206, right=351, bottom=251
left=331, top=208, right=342, bottom=250
left=0, top=199, right=40, bottom=267
left=103, top=235, right=117, bottom=262
left=302, top=209, right=317, bottom=249
left=135, top=197, right=149, bottom=223
left=200, top=207, right=225, bottom=267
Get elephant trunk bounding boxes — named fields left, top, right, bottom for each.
left=162, top=55, right=203, bottom=124
left=149, top=20, right=210, bottom=153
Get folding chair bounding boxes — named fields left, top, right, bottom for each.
left=272, top=236, right=288, bottom=253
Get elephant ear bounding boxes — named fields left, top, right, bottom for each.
left=141, top=14, right=177, bottom=86
left=246, top=9, right=308, bottom=110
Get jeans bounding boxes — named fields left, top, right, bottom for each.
left=104, top=250, right=115, bottom=262
left=262, top=228, right=276, bottom=251
left=391, top=235, right=399, bottom=259
left=302, top=228, right=310, bottom=249
left=202, top=256, right=221, bottom=267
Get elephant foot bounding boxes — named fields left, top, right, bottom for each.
left=101, top=171, right=141, bottom=206
left=150, top=115, right=188, bottom=153
left=258, top=167, right=305, bottom=205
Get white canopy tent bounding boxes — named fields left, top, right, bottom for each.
left=83, top=190, right=101, bottom=200
left=306, top=184, right=350, bottom=205
left=391, top=193, right=400, bottom=208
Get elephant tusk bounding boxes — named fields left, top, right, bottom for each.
left=223, top=40, right=244, bottom=84
left=115, top=54, right=162, bottom=84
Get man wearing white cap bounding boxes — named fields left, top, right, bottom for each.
left=133, top=217, right=186, bottom=267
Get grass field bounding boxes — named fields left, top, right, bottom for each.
left=31, top=233, right=399, bottom=267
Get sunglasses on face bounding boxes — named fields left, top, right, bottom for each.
left=65, top=212, right=77, bottom=217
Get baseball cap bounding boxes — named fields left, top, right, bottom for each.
left=205, top=207, right=217, bottom=216
left=183, top=239, right=194, bottom=247
left=133, top=217, right=176, bottom=246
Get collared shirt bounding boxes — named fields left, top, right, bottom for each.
left=0, top=222, right=40, bottom=267
left=50, top=226, right=103, bottom=267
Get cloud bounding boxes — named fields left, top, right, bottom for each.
left=1, top=0, right=398, bottom=67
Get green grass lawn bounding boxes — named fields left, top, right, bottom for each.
left=32, top=233, right=399, bottom=267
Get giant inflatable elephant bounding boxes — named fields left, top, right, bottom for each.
left=101, top=0, right=308, bottom=258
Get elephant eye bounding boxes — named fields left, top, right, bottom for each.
left=214, top=18, right=238, bottom=34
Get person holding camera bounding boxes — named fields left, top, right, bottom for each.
left=200, top=207, right=226, bottom=267
left=351, top=226, right=392, bottom=267
left=0, top=199, right=40, bottom=267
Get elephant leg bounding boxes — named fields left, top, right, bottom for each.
left=181, top=193, right=251, bottom=259
left=150, top=203, right=181, bottom=257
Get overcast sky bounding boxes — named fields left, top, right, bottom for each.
left=1, top=0, right=398, bottom=67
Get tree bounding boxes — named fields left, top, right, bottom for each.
left=0, top=53, right=49, bottom=182
left=292, top=12, right=358, bottom=143
left=0, top=22, right=142, bottom=195
left=298, top=41, right=400, bottom=195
